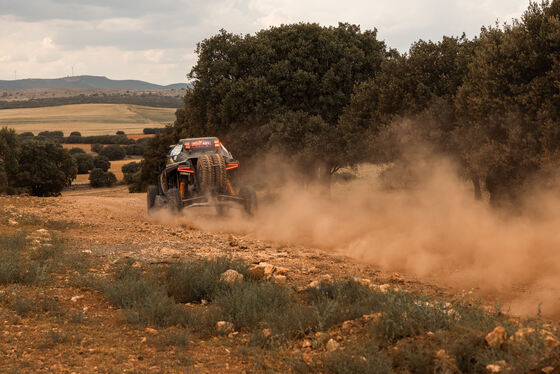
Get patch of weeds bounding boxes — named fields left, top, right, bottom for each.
left=69, top=311, right=90, bottom=324
left=163, top=256, right=248, bottom=303
left=213, top=281, right=291, bottom=329
left=12, top=292, right=67, bottom=317
left=152, top=328, right=192, bottom=351
left=323, top=340, right=392, bottom=374
left=392, top=341, right=437, bottom=373
left=38, top=329, right=68, bottom=349
left=102, top=261, right=191, bottom=327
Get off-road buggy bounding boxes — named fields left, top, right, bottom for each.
left=147, top=137, right=257, bottom=215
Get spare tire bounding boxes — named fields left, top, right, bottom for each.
left=197, top=154, right=212, bottom=193
left=210, top=153, right=226, bottom=193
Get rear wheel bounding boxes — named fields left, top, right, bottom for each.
left=147, top=185, right=158, bottom=213
left=239, top=186, right=257, bottom=216
left=167, top=188, right=182, bottom=212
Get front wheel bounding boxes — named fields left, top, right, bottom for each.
left=147, top=185, right=158, bottom=214
left=239, top=186, right=257, bottom=216
left=167, top=188, right=182, bottom=213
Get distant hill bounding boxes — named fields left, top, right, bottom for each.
left=0, top=75, right=189, bottom=90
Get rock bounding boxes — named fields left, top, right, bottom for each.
left=219, top=269, right=244, bottom=284
left=140, top=337, right=147, bottom=343
left=512, top=327, right=535, bottom=343
left=326, top=339, right=340, bottom=352
left=216, top=321, right=234, bottom=335
left=145, top=328, right=158, bottom=335
left=371, top=284, right=393, bottom=293
left=352, top=277, right=371, bottom=286
left=8, top=219, right=18, bottom=226
left=272, top=275, right=287, bottom=284
left=485, top=326, right=507, bottom=348
left=275, top=266, right=289, bottom=275
left=390, top=272, right=405, bottom=283
left=542, top=366, right=554, bottom=374
left=70, top=295, right=84, bottom=303
left=307, top=280, right=320, bottom=289
left=301, top=339, right=312, bottom=348
left=341, top=320, right=354, bottom=331
left=486, top=361, right=507, bottom=373
left=308, top=266, right=320, bottom=273
left=362, top=312, right=384, bottom=323
left=544, top=335, right=560, bottom=349
left=247, top=265, right=266, bottom=280
left=262, top=328, right=272, bottom=338
left=131, top=261, right=142, bottom=268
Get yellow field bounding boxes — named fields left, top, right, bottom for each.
left=73, top=157, right=142, bottom=185
left=0, top=104, right=176, bottom=136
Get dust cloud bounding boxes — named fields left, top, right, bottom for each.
left=150, top=157, right=560, bottom=318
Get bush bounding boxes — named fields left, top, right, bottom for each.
left=91, top=143, right=103, bottom=153
left=99, top=144, right=126, bottom=161
left=116, top=130, right=125, bottom=135
left=18, top=131, right=34, bottom=138
left=93, top=155, right=111, bottom=172
left=69, top=131, right=82, bottom=137
left=15, top=141, right=77, bottom=196
left=38, top=130, right=63, bottom=138
left=68, top=147, right=86, bottom=155
left=163, top=257, right=248, bottom=303
left=72, top=153, right=95, bottom=174
left=89, top=168, right=117, bottom=187
left=124, top=143, right=146, bottom=156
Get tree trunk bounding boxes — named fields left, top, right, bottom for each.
left=471, top=176, right=482, bottom=200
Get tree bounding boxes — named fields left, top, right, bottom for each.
left=68, top=147, right=86, bottom=155
left=455, top=0, right=560, bottom=204
left=142, top=23, right=387, bottom=186
left=99, top=144, right=126, bottom=161
left=89, top=168, right=117, bottom=188
left=91, top=143, right=103, bottom=153
left=70, top=131, right=82, bottom=137
left=0, top=127, right=20, bottom=193
left=73, top=153, right=95, bottom=174
left=93, top=155, right=111, bottom=172
left=15, top=141, right=77, bottom=196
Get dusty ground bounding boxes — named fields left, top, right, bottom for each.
left=1, top=185, right=558, bottom=373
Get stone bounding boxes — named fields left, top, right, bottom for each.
left=274, top=266, right=289, bottom=275
left=307, top=280, right=320, bottom=289
left=544, top=335, right=560, bottom=349
left=247, top=265, right=266, bottom=280
left=70, top=295, right=84, bottom=303
left=341, top=320, right=354, bottom=331
left=272, top=275, right=287, bottom=284
left=8, top=219, right=18, bottom=226
left=145, top=328, right=158, bottom=335
left=352, top=277, right=371, bottom=286
left=301, top=339, right=312, bottom=348
left=362, top=312, right=384, bottom=323
left=216, top=321, right=234, bottom=335
left=486, top=361, right=506, bottom=373
left=542, top=367, right=554, bottom=374
left=390, top=272, right=405, bottom=283
left=262, top=328, right=272, bottom=338
left=259, top=262, right=275, bottom=276
left=326, top=339, right=340, bottom=352
left=513, top=327, right=535, bottom=343
left=219, top=269, right=244, bottom=284
left=485, top=326, right=507, bottom=348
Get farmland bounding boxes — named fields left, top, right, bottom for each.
left=0, top=103, right=175, bottom=136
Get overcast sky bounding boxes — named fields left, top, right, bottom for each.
left=0, top=0, right=530, bottom=85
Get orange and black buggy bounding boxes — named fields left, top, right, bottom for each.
left=147, top=137, right=257, bottom=215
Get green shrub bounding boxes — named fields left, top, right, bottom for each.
left=163, top=257, right=248, bottom=303
left=214, top=282, right=291, bottom=329
left=73, top=152, right=95, bottom=174
left=93, top=155, right=111, bottom=172
left=68, top=147, right=85, bottom=155
left=99, top=144, right=126, bottom=160
left=91, top=143, right=103, bottom=153
left=324, top=341, right=392, bottom=374
left=89, top=168, right=117, bottom=187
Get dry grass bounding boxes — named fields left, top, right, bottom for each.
left=0, top=103, right=174, bottom=135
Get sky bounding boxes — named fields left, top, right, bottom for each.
left=0, top=0, right=530, bottom=85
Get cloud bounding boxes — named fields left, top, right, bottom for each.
left=0, top=0, right=531, bottom=84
